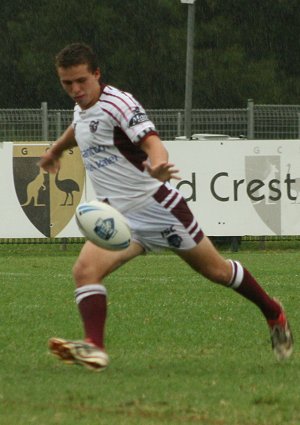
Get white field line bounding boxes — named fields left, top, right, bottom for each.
left=0, top=272, right=69, bottom=278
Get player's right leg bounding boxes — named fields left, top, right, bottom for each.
left=49, top=240, right=144, bottom=371
left=177, top=235, right=293, bottom=360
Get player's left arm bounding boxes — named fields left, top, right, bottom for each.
left=140, top=134, right=180, bottom=182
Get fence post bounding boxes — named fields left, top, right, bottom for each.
left=247, top=98, right=254, bottom=140
left=56, top=112, right=62, bottom=139
left=183, top=2, right=196, bottom=140
left=177, top=112, right=182, bottom=137
left=41, top=102, right=48, bottom=141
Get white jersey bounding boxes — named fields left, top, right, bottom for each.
left=72, top=84, right=162, bottom=212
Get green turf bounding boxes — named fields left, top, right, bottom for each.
left=0, top=244, right=299, bottom=425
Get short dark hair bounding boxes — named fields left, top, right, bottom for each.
left=55, top=43, right=99, bottom=72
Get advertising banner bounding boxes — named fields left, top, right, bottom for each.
left=1, top=140, right=300, bottom=237
left=165, top=139, right=300, bottom=236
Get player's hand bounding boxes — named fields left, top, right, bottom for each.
left=143, top=161, right=181, bottom=182
left=38, top=150, right=60, bottom=173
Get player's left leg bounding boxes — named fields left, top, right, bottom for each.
left=49, top=240, right=144, bottom=370
left=176, top=235, right=293, bottom=360
left=72, top=240, right=144, bottom=349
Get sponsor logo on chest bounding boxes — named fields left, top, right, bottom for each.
left=89, top=120, right=100, bottom=133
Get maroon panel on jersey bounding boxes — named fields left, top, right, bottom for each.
left=113, top=127, right=147, bottom=171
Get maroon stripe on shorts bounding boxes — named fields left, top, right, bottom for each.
left=189, top=221, right=199, bottom=235
left=171, top=198, right=194, bottom=228
left=153, top=184, right=204, bottom=243
left=171, top=198, right=204, bottom=241
left=193, top=229, right=204, bottom=243
left=152, top=184, right=172, bottom=203
left=164, top=192, right=179, bottom=208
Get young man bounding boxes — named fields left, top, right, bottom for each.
left=40, top=43, right=293, bottom=371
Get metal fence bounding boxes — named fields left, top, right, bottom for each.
left=1, top=100, right=300, bottom=142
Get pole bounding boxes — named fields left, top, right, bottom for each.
left=247, top=98, right=254, bottom=140
left=183, top=2, right=196, bottom=139
left=41, top=101, right=48, bottom=141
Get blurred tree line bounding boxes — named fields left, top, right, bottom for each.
left=1, top=0, right=299, bottom=109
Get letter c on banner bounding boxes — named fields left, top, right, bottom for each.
left=210, top=172, right=229, bottom=201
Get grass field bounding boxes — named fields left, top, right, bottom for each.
left=0, top=243, right=299, bottom=425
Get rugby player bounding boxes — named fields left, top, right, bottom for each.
left=40, top=43, right=293, bottom=371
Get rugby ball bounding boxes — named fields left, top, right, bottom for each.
left=75, top=201, right=131, bottom=250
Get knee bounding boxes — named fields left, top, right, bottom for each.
left=208, top=268, right=231, bottom=285
left=205, top=259, right=234, bottom=285
left=72, top=257, right=99, bottom=286
left=209, top=259, right=244, bottom=287
left=72, top=259, right=85, bottom=285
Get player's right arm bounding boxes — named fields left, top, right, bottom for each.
left=39, top=125, right=77, bottom=173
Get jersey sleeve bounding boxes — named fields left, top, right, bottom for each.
left=100, top=87, right=159, bottom=144
left=121, top=102, right=158, bottom=144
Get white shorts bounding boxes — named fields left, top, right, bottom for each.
left=123, top=184, right=204, bottom=252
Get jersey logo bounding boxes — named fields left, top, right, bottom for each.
left=94, top=218, right=116, bottom=240
left=89, top=120, right=99, bottom=133
left=161, top=225, right=183, bottom=248
left=128, top=108, right=149, bottom=127
left=167, top=234, right=183, bottom=248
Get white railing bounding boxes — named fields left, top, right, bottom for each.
left=1, top=100, right=300, bottom=142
